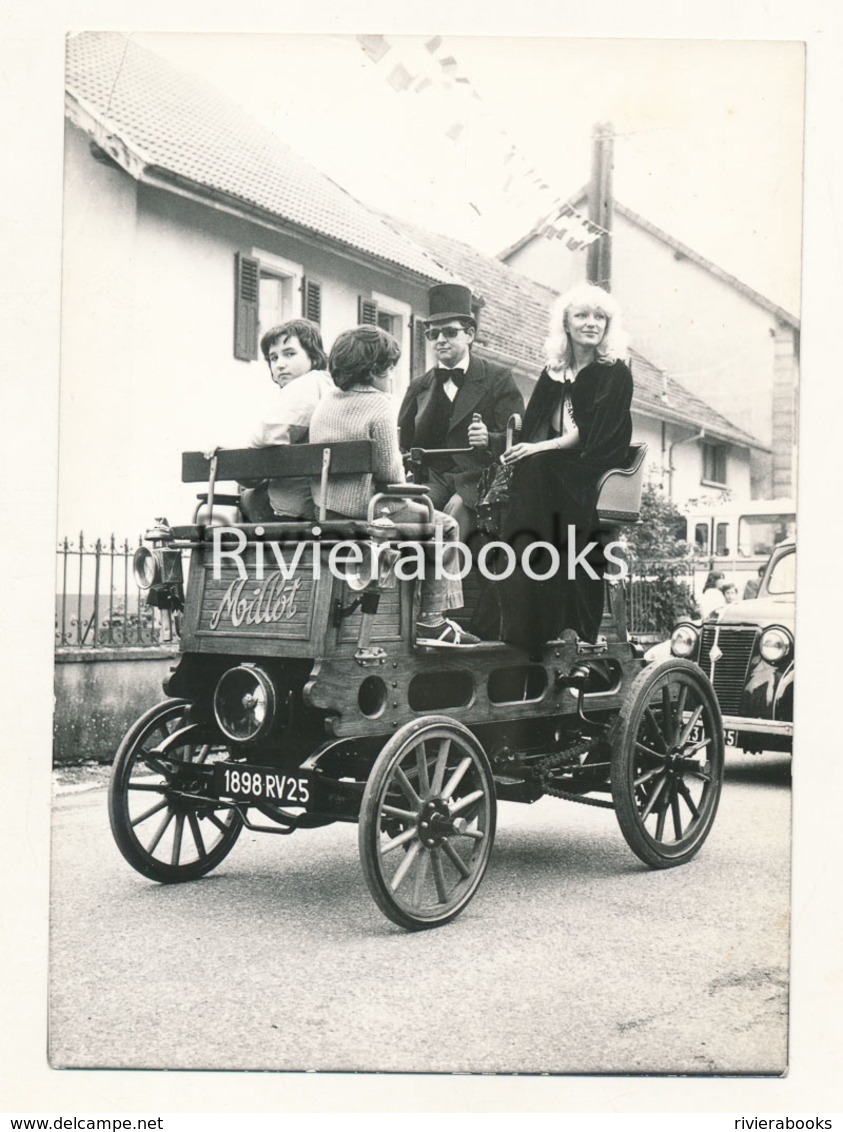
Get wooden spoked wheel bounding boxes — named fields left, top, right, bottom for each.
left=611, top=659, right=725, bottom=868
left=358, top=716, right=496, bottom=930
left=108, top=699, right=243, bottom=883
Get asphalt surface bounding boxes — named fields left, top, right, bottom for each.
left=49, top=750, right=791, bottom=1075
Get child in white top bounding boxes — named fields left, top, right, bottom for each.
left=242, top=319, right=331, bottom=520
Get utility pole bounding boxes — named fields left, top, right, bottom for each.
left=586, top=121, right=614, bottom=290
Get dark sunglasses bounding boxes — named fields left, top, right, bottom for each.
left=424, top=326, right=463, bottom=341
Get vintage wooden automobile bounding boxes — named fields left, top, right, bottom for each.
left=108, top=438, right=726, bottom=930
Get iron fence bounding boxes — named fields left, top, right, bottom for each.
left=624, top=558, right=700, bottom=642
left=55, top=535, right=701, bottom=649
left=55, top=533, right=179, bottom=649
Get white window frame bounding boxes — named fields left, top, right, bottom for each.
left=701, top=442, right=728, bottom=489
left=372, top=291, right=411, bottom=399
left=252, top=248, right=303, bottom=358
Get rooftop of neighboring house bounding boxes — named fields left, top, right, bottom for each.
left=65, top=31, right=453, bottom=285
left=392, top=217, right=766, bottom=450
left=498, top=188, right=800, bottom=330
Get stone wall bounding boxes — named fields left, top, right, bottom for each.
left=54, top=647, right=179, bottom=765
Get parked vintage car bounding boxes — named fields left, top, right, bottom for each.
left=663, top=540, right=794, bottom=754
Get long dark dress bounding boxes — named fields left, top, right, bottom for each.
left=498, top=358, right=633, bottom=653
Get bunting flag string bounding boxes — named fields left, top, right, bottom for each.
left=535, top=203, right=611, bottom=249
left=357, top=35, right=391, bottom=65
left=352, top=33, right=612, bottom=251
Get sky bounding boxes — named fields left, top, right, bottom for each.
left=134, top=32, right=804, bottom=315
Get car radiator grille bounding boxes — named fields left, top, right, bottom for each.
left=698, top=625, right=759, bottom=715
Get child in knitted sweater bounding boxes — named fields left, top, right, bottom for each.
left=309, top=325, right=479, bottom=648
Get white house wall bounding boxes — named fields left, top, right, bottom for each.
left=630, top=415, right=666, bottom=489
left=611, top=215, right=780, bottom=461
left=629, top=412, right=751, bottom=507
left=59, top=122, right=432, bottom=538
left=60, top=124, right=142, bottom=540
left=504, top=234, right=586, bottom=299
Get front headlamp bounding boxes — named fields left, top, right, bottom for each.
left=759, top=626, right=793, bottom=665
left=213, top=664, right=277, bottom=743
left=670, top=623, right=699, bottom=659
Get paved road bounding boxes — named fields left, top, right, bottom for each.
left=49, top=751, right=791, bottom=1075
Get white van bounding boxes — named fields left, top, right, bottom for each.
left=683, top=498, right=796, bottom=592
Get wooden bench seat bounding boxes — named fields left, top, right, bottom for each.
left=182, top=440, right=375, bottom=484
left=180, top=441, right=440, bottom=539
left=183, top=440, right=375, bottom=525
left=170, top=520, right=438, bottom=543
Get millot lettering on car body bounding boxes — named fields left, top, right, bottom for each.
left=209, top=573, right=303, bottom=630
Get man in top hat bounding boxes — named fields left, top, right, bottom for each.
left=398, top=283, right=524, bottom=541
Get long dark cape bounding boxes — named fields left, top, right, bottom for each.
left=497, top=359, right=633, bottom=652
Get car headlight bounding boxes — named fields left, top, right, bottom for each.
left=213, top=664, right=277, bottom=743
left=670, top=623, right=699, bottom=658
left=133, top=545, right=184, bottom=608
left=133, top=546, right=159, bottom=589
left=759, top=626, right=793, bottom=664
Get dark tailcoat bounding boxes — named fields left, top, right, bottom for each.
left=397, top=353, right=524, bottom=509
left=499, top=359, right=634, bottom=652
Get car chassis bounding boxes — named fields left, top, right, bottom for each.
left=108, top=439, right=725, bottom=930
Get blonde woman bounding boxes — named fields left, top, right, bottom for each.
left=497, top=283, right=634, bottom=655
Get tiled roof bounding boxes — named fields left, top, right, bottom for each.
left=65, top=32, right=452, bottom=283
left=389, top=217, right=765, bottom=450
left=388, top=218, right=560, bottom=372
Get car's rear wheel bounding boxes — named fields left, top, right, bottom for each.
left=611, top=660, right=724, bottom=868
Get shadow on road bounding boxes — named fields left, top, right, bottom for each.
left=724, top=753, right=791, bottom=788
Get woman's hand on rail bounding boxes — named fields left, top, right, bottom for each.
left=502, top=435, right=577, bottom=464
left=501, top=441, right=542, bottom=465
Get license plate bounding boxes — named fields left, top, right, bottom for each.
left=213, top=763, right=312, bottom=806
left=688, top=724, right=737, bottom=747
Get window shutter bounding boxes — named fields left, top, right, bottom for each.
left=302, top=278, right=322, bottom=324
left=234, top=253, right=260, bottom=361
left=411, top=314, right=429, bottom=378
left=358, top=296, right=378, bottom=325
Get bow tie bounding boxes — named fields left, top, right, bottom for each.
left=435, top=368, right=466, bottom=389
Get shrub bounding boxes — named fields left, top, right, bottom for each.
left=622, top=485, right=699, bottom=636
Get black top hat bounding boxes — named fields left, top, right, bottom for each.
left=424, top=283, right=476, bottom=327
